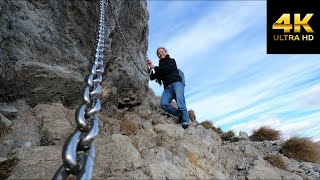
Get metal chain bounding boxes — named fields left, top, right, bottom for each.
left=52, top=0, right=106, bottom=179
left=108, top=0, right=152, bottom=76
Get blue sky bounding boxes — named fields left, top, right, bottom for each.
left=146, top=1, right=320, bottom=141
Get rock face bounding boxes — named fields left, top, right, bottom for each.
left=1, top=1, right=319, bottom=180
left=2, top=98, right=320, bottom=179
left=0, top=0, right=149, bottom=111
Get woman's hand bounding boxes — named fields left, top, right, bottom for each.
left=147, top=60, right=155, bottom=69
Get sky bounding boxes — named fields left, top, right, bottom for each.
left=146, top=1, right=320, bottom=141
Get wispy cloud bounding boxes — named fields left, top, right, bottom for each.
left=230, top=115, right=320, bottom=141
left=147, top=1, right=320, bottom=141
left=188, top=55, right=320, bottom=122
left=299, top=84, right=320, bottom=108
left=163, top=1, right=265, bottom=65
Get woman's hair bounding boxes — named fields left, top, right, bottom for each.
left=156, top=47, right=167, bottom=56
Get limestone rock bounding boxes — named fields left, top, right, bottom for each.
left=111, top=134, right=142, bottom=169
left=0, top=105, right=18, bottom=117
left=126, top=169, right=150, bottom=179
left=33, top=103, right=73, bottom=145
left=93, top=134, right=144, bottom=178
left=239, top=131, right=249, bottom=139
left=23, top=141, right=32, bottom=148
left=8, top=146, right=62, bottom=179
left=103, top=116, right=121, bottom=134
left=131, top=129, right=157, bottom=152
left=154, top=124, right=185, bottom=138
left=0, top=0, right=149, bottom=111
left=0, top=112, right=12, bottom=127
left=1, top=0, right=320, bottom=180
left=10, top=61, right=83, bottom=107
left=149, top=161, right=185, bottom=179
left=0, top=157, right=8, bottom=163
left=246, top=157, right=303, bottom=180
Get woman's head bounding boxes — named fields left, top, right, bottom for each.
left=156, top=47, right=168, bottom=60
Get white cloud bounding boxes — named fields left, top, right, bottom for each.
left=230, top=115, right=320, bottom=140
left=230, top=116, right=281, bottom=135
left=147, top=1, right=320, bottom=142
left=188, top=57, right=320, bottom=127
left=164, top=1, right=265, bottom=65
left=299, top=84, right=320, bottom=108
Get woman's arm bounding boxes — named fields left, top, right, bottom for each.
left=154, top=59, right=177, bottom=74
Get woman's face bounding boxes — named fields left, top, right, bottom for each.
left=157, top=48, right=167, bottom=59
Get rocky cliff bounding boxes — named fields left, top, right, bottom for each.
left=0, top=0, right=149, bottom=114
left=0, top=0, right=319, bottom=179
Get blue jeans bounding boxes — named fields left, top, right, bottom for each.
left=160, top=81, right=189, bottom=125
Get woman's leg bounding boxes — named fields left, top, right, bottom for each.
left=160, top=85, right=179, bottom=116
left=173, top=82, right=189, bottom=126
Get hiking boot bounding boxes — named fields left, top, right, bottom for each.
left=182, top=124, right=189, bottom=129
left=179, top=114, right=183, bottom=123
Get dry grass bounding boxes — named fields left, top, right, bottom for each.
left=187, top=152, right=199, bottom=166
left=220, top=130, right=235, bottom=141
left=0, top=157, right=19, bottom=179
left=152, top=119, right=161, bottom=126
left=188, top=109, right=196, bottom=121
left=139, top=114, right=151, bottom=120
left=199, top=121, right=223, bottom=134
left=0, top=123, right=12, bottom=138
left=249, top=126, right=280, bottom=141
left=200, top=121, right=213, bottom=129
left=264, top=155, right=288, bottom=170
left=212, top=127, right=223, bottom=135
left=40, top=133, right=55, bottom=146
left=281, top=137, right=320, bottom=163
left=120, top=120, right=137, bottom=135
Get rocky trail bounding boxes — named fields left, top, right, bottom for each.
left=0, top=0, right=319, bottom=179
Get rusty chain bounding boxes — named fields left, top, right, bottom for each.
left=52, top=0, right=106, bottom=179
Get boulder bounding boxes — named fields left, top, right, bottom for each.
left=9, top=146, right=62, bottom=179
left=33, top=103, right=74, bottom=145
left=0, top=105, right=18, bottom=117
left=239, top=131, right=249, bottom=139
left=0, top=0, right=149, bottom=112
left=0, top=112, right=12, bottom=127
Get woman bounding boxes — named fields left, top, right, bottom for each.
left=148, top=47, right=190, bottom=129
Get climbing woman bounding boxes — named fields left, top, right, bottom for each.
left=148, top=47, right=190, bottom=129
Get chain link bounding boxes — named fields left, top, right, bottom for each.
left=52, top=0, right=106, bottom=179
left=108, top=0, right=152, bottom=76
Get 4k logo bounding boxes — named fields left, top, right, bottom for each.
left=267, top=0, right=320, bottom=54
left=273, top=13, right=314, bottom=33
left=272, top=13, right=314, bottom=41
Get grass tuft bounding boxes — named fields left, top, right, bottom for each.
left=249, top=126, right=280, bottom=141
left=188, top=109, right=196, bottom=121
left=39, top=133, right=55, bottom=146
left=281, top=137, right=320, bottom=163
left=220, top=130, right=235, bottom=141
left=0, top=157, right=19, bottom=179
left=0, top=123, right=12, bottom=138
left=120, top=120, right=137, bottom=135
left=199, top=121, right=223, bottom=134
left=187, top=152, right=199, bottom=166
left=264, top=155, right=288, bottom=170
